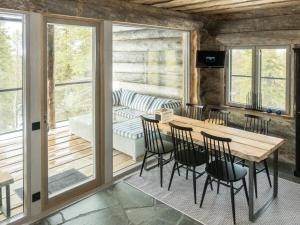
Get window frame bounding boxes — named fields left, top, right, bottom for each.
left=226, top=46, right=255, bottom=108
left=226, top=45, right=291, bottom=115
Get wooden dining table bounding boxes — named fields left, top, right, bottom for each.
left=157, top=115, right=285, bottom=222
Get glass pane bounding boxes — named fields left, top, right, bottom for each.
left=260, top=48, right=287, bottom=110
left=231, top=49, right=252, bottom=76
left=261, top=49, right=286, bottom=78
left=55, top=83, right=92, bottom=122
left=0, top=14, right=24, bottom=222
left=229, top=49, right=253, bottom=104
left=261, top=78, right=286, bottom=110
left=53, top=24, right=93, bottom=84
left=0, top=19, right=23, bottom=90
left=230, top=76, right=252, bottom=104
left=0, top=90, right=22, bottom=134
left=47, top=23, right=95, bottom=197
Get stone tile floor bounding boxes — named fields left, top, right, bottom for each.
left=33, top=181, right=202, bottom=225
left=33, top=160, right=300, bottom=225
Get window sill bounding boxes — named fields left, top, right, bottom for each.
left=222, top=105, right=294, bottom=121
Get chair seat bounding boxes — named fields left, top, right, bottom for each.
left=175, top=149, right=207, bottom=167
left=148, top=140, right=174, bottom=154
left=206, top=160, right=247, bottom=182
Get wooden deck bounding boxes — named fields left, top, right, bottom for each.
left=0, top=121, right=135, bottom=222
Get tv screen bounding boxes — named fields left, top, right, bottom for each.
left=196, top=51, right=226, bottom=68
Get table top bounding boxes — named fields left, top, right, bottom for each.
left=158, top=115, right=285, bottom=163
left=0, top=171, right=14, bottom=186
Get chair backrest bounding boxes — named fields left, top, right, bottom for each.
left=244, top=114, right=271, bottom=135
left=169, top=122, right=198, bottom=165
left=185, top=103, right=204, bottom=120
left=201, top=131, right=236, bottom=179
left=140, top=115, right=165, bottom=154
left=208, top=107, right=230, bottom=126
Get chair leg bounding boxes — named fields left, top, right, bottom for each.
left=230, top=182, right=236, bottom=225
left=200, top=176, right=209, bottom=208
left=139, top=151, right=148, bottom=177
left=168, top=162, right=177, bottom=191
left=159, top=155, right=163, bottom=187
left=186, top=166, right=189, bottom=180
left=242, top=177, right=249, bottom=205
left=263, top=159, right=272, bottom=187
left=209, top=177, right=213, bottom=191
left=193, top=167, right=197, bottom=204
left=217, top=179, right=220, bottom=194
left=169, top=152, right=173, bottom=160
left=177, top=165, right=181, bottom=176
left=254, top=163, right=258, bottom=198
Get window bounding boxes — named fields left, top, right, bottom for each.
left=0, top=13, right=25, bottom=221
left=227, top=47, right=289, bottom=112
left=260, top=48, right=287, bottom=110
left=228, top=48, right=253, bottom=105
left=46, top=21, right=97, bottom=197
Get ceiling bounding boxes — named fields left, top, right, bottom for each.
left=126, top=0, right=300, bottom=15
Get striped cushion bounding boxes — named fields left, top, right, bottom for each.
left=112, top=90, right=122, bottom=106
left=113, top=106, right=128, bottom=113
left=114, top=108, right=146, bottom=119
left=113, top=118, right=144, bottom=140
left=120, top=89, right=136, bottom=107
left=162, top=100, right=182, bottom=109
left=147, top=98, right=172, bottom=114
left=130, top=94, right=155, bottom=112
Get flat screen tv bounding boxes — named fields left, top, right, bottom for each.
left=196, top=50, right=226, bottom=68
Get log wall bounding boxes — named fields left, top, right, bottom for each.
left=113, top=26, right=187, bottom=99
left=200, top=9, right=300, bottom=164
left=0, top=0, right=202, bottom=31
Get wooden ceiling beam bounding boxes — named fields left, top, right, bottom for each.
left=174, top=0, right=296, bottom=12
left=199, top=0, right=300, bottom=14
left=128, top=0, right=172, bottom=5
left=153, top=0, right=210, bottom=8
left=170, top=0, right=263, bottom=10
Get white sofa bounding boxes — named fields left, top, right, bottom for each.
left=112, top=89, right=181, bottom=160
left=70, top=89, right=182, bottom=160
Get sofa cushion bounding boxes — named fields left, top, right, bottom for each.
left=113, top=106, right=128, bottom=112
left=112, top=89, right=122, bottom=106
left=147, top=98, right=172, bottom=114
left=113, top=118, right=144, bottom=140
left=162, top=100, right=182, bottom=109
left=120, top=89, right=136, bottom=107
left=114, top=108, right=146, bottom=119
left=130, top=94, right=155, bottom=112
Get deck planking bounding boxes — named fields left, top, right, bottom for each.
left=0, top=122, right=136, bottom=222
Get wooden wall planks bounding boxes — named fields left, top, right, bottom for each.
left=112, top=26, right=185, bottom=99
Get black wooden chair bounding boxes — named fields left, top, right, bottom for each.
left=200, top=131, right=249, bottom=225
left=185, top=103, right=205, bottom=120
left=139, top=116, right=174, bottom=187
left=168, top=122, right=209, bottom=204
left=207, top=107, right=230, bottom=126
left=242, top=113, right=272, bottom=198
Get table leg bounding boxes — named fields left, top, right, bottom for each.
left=248, top=161, right=255, bottom=221
left=0, top=187, right=2, bottom=207
left=273, top=150, right=279, bottom=198
left=6, top=185, right=10, bottom=218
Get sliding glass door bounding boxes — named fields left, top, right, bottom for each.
left=45, top=19, right=98, bottom=201
left=0, top=13, right=25, bottom=222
